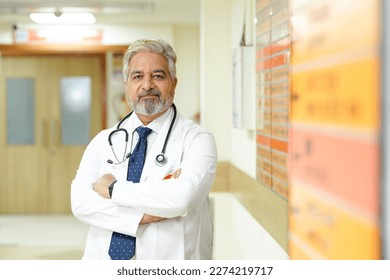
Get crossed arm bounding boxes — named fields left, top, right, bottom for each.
left=93, top=169, right=182, bottom=224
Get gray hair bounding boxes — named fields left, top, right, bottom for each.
left=123, top=39, right=177, bottom=82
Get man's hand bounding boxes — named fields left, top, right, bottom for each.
left=163, top=168, right=182, bottom=180
left=140, top=214, right=165, bottom=224
left=93, top=173, right=116, bottom=199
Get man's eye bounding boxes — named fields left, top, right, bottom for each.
left=132, top=75, right=142, bottom=80
left=153, top=74, right=165, bottom=80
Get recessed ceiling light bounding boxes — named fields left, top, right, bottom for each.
left=29, top=12, right=96, bottom=24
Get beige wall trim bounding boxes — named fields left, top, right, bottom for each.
left=0, top=44, right=128, bottom=56
left=211, top=161, right=230, bottom=192
left=212, top=161, right=288, bottom=251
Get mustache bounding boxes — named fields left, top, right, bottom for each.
left=138, top=89, right=161, bottom=98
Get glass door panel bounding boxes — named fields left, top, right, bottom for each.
left=6, top=78, right=35, bottom=145
left=60, top=76, right=91, bottom=145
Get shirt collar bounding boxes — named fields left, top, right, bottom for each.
left=127, top=106, right=172, bottom=134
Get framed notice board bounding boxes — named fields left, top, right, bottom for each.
left=288, top=0, right=381, bottom=259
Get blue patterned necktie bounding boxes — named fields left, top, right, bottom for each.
left=108, top=126, right=152, bottom=260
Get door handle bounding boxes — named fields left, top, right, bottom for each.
left=50, top=119, right=60, bottom=148
left=40, top=119, right=48, bottom=147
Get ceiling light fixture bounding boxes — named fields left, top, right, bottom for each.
left=29, top=12, right=96, bottom=24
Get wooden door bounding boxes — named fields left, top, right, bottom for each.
left=0, top=56, right=102, bottom=213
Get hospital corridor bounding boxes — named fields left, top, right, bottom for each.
left=0, top=0, right=389, bottom=262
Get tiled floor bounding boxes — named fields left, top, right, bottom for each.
left=0, top=214, right=89, bottom=260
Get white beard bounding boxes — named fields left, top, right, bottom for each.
left=129, top=90, right=173, bottom=116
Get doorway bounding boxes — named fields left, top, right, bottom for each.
left=0, top=55, right=103, bottom=213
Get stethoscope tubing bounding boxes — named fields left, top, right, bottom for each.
left=107, top=103, right=177, bottom=166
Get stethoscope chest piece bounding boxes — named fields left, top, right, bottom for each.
left=155, top=153, right=167, bottom=167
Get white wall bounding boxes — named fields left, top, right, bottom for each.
left=173, top=25, right=200, bottom=121
left=230, top=0, right=257, bottom=179
left=200, top=0, right=288, bottom=259
left=200, top=0, right=257, bottom=174
left=0, top=24, right=12, bottom=43
left=99, top=24, right=174, bottom=45
left=211, top=193, right=288, bottom=259
left=200, top=0, right=232, bottom=162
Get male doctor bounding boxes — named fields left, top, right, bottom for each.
left=71, top=39, right=218, bottom=260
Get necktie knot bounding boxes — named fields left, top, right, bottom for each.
left=136, top=127, right=152, bottom=139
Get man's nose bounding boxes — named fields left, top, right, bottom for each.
left=142, top=74, right=155, bottom=90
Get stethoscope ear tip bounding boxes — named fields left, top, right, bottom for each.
left=107, top=159, right=113, bottom=164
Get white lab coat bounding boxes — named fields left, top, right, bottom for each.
left=71, top=107, right=217, bottom=260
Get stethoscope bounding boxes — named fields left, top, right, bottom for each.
left=107, top=103, right=177, bottom=166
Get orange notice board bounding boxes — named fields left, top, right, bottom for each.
left=291, top=58, right=380, bottom=129
left=290, top=127, right=379, bottom=216
left=289, top=0, right=381, bottom=259
left=291, top=0, right=380, bottom=64
left=289, top=184, right=380, bottom=259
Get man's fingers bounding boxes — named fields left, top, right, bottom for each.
left=173, top=168, right=181, bottom=178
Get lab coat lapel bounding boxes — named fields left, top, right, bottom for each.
left=141, top=113, right=180, bottom=181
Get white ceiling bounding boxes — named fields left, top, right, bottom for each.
left=0, top=0, right=200, bottom=26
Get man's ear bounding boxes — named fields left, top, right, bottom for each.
left=172, top=77, right=178, bottom=89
